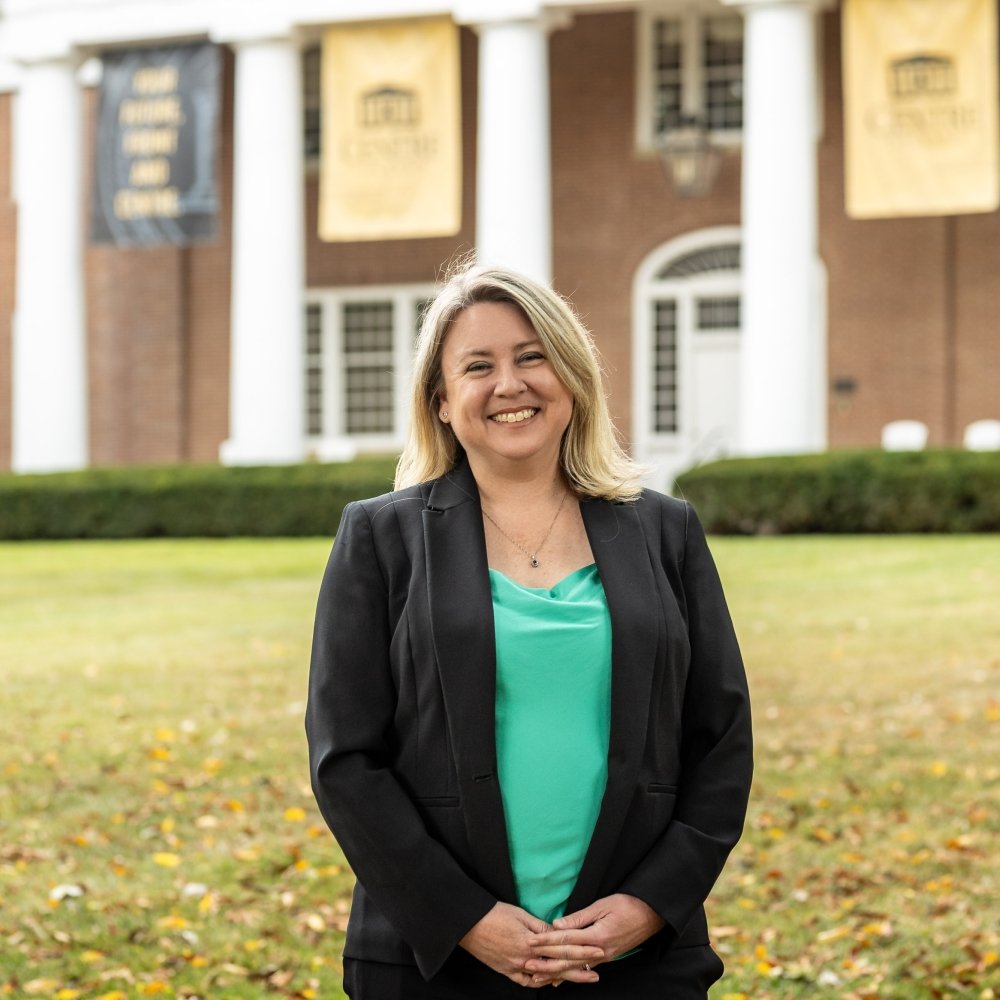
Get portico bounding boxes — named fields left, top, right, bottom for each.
left=1, top=0, right=572, bottom=470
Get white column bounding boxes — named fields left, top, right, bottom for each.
left=220, top=36, right=305, bottom=465
left=726, top=0, right=824, bottom=455
left=464, top=12, right=553, bottom=283
left=12, top=57, right=87, bottom=472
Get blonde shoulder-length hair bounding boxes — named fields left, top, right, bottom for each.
left=394, top=263, right=644, bottom=501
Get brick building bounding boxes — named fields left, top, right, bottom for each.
left=1, top=0, right=998, bottom=488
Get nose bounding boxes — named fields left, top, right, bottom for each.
left=493, top=362, right=527, bottom=397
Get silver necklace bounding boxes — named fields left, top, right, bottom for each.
left=481, top=491, right=570, bottom=568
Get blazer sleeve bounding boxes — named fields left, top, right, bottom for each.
left=305, top=501, right=496, bottom=979
left=618, top=500, right=753, bottom=941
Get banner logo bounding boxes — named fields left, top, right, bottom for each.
left=319, top=17, right=462, bottom=242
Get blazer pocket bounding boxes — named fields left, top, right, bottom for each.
left=645, top=783, right=679, bottom=844
left=414, top=795, right=460, bottom=808
left=413, top=795, right=465, bottom=852
left=647, top=782, right=678, bottom=794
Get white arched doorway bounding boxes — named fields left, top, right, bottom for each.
left=632, top=227, right=742, bottom=491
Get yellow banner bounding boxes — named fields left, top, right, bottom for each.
left=843, top=0, right=999, bottom=218
left=319, top=16, right=462, bottom=241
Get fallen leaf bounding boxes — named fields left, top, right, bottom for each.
left=23, top=982, right=60, bottom=996
left=817, top=924, right=853, bottom=943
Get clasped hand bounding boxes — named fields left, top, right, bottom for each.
left=460, top=894, right=664, bottom=988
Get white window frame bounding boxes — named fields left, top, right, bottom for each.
left=636, top=2, right=745, bottom=153
left=304, top=284, right=436, bottom=458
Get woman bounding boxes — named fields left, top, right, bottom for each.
left=306, top=263, right=752, bottom=998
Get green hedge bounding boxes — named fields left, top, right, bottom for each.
left=674, top=450, right=1000, bottom=534
left=7, top=450, right=998, bottom=539
left=0, top=458, right=399, bottom=540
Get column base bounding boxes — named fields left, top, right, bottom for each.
left=12, top=455, right=88, bottom=476
left=219, top=439, right=305, bottom=467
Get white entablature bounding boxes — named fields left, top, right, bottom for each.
left=0, top=0, right=646, bottom=61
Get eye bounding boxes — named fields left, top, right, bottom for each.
left=466, top=361, right=491, bottom=374
left=519, top=352, right=545, bottom=364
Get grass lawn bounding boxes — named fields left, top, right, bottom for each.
left=0, top=536, right=997, bottom=999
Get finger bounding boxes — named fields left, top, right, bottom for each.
left=528, top=928, right=594, bottom=948
left=529, top=929, right=603, bottom=950
left=525, top=957, right=605, bottom=986
left=552, top=902, right=602, bottom=930
left=529, top=976, right=558, bottom=987
left=519, top=913, right=551, bottom=934
left=532, top=967, right=600, bottom=986
left=511, top=971, right=546, bottom=989
left=525, top=947, right=605, bottom=968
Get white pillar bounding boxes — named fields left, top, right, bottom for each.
left=462, top=11, right=554, bottom=283
left=12, top=57, right=87, bottom=472
left=220, top=36, right=305, bottom=465
left=726, top=0, right=824, bottom=455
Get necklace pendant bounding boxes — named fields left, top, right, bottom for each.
left=530, top=557, right=539, bottom=568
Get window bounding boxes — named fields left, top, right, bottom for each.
left=639, top=7, right=744, bottom=148
left=696, top=296, right=740, bottom=331
left=304, top=286, right=435, bottom=451
left=652, top=301, right=679, bottom=433
left=305, top=303, right=323, bottom=435
left=342, top=303, right=395, bottom=433
left=701, top=16, right=743, bottom=131
left=303, top=45, right=321, bottom=161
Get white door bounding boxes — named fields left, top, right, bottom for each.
left=633, top=231, right=742, bottom=491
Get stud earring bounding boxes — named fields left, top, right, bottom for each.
left=441, top=411, right=449, bottom=420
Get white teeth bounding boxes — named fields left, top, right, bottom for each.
left=491, top=408, right=537, bottom=423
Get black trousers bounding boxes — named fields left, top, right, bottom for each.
left=343, top=943, right=724, bottom=1000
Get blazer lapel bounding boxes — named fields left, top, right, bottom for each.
left=423, top=460, right=518, bottom=904
left=566, top=498, right=660, bottom=912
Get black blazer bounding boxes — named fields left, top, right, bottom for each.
left=306, top=459, right=752, bottom=982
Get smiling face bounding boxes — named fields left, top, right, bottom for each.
left=437, top=301, right=574, bottom=478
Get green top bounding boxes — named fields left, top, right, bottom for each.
left=490, top=563, right=612, bottom=923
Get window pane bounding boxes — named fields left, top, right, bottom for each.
left=303, top=46, right=321, bottom=159
left=703, top=16, right=743, bottom=131
left=653, top=19, right=683, bottom=136
left=305, top=303, right=323, bottom=435
left=343, top=302, right=395, bottom=433
left=656, top=243, right=741, bottom=280
left=345, top=364, right=394, bottom=433
left=343, top=302, right=394, bottom=353
left=696, top=296, right=741, bottom=331
left=653, top=300, right=678, bottom=433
